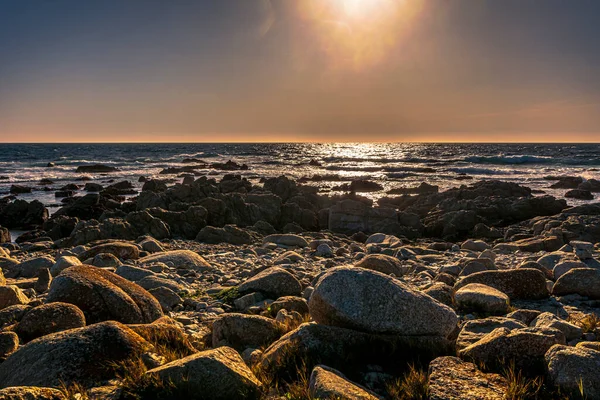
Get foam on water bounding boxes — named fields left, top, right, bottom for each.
left=0, top=143, right=599, bottom=209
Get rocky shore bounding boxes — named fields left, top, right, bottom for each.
left=0, top=173, right=599, bottom=399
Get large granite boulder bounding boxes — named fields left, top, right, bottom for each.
left=46, top=265, right=163, bottom=324
left=309, top=267, right=457, bottom=337
left=454, top=269, right=549, bottom=300
left=0, top=321, right=150, bottom=388
left=545, top=344, right=600, bottom=399
left=552, top=268, right=600, bottom=299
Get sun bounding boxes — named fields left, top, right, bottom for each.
left=296, top=0, right=424, bottom=70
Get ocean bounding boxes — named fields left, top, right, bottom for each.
left=1, top=143, right=599, bottom=212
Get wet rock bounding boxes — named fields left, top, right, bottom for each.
left=565, top=189, right=594, bottom=200
left=145, top=347, right=261, bottom=400
left=0, top=321, right=149, bottom=388
left=212, top=313, right=281, bottom=351
left=454, top=269, right=549, bottom=300
left=309, top=267, right=457, bottom=336
left=238, top=267, right=302, bottom=298
left=428, top=356, right=507, bottom=400
left=15, top=302, right=86, bottom=342
left=76, top=164, right=119, bottom=173
left=0, top=200, right=48, bottom=229
left=46, top=265, right=163, bottom=324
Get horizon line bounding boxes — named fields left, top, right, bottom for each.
left=1, top=140, right=600, bottom=145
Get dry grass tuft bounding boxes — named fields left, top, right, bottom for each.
left=59, top=382, right=91, bottom=400
left=386, top=364, right=429, bottom=400
left=503, top=362, right=543, bottom=400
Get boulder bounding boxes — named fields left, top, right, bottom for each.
left=260, top=323, right=453, bottom=378
left=115, top=264, right=156, bottom=282
left=13, top=256, right=55, bottom=278
left=0, top=331, right=18, bottom=359
left=0, top=321, right=150, bottom=388
left=530, top=312, right=582, bottom=342
left=329, top=200, right=400, bottom=235
left=262, top=234, right=308, bottom=248
left=212, top=313, right=281, bottom=351
left=309, top=365, right=379, bottom=400
left=76, top=164, right=118, bottom=173
left=0, top=227, right=9, bottom=243
left=50, top=256, right=82, bottom=276
left=428, top=356, right=507, bottom=400
left=268, top=296, right=309, bottom=316
left=0, top=387, right=66, bottom=399
left=309, top=267, right=457, bottom=336
left=34, top=268, right=52, bottom=294
left=136, top=275, right=185, bottom=293
left=15, top=302, right=86, bottom=342
left=454, top=283, right=510, bottom=315
left=0, top=200, right=48, bottom=229
left=552, top=268, right=600, bottom=299
left=196, top=225, right=254, bottom=245
left=0, top=286, right=29, bottom=309
left=459, top=327, right=563, bottom=374
left=553, top=260, right=587, bottom=280
left=138, top=250, right=211, bottom=271
left=545, top=345, right=600, bottom=399
left=238, top=267, right=302, bottom=298
left=148, top=287, right=182, bottom=312
left=454, top=269, right=548, bottom=300
left=456, top=317, right=527, bottom=350
left=145, top=347, right=261, bottom=400
left=46, top=265, right=163, bottom=324
left=354, top=254, right=406, bottom=276
left=78, top=241, right=140, bottom=261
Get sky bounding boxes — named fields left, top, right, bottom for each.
left=1, top=0, right=600, bottom=143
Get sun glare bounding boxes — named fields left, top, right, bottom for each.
left=297, top=0, right=423, bottom=70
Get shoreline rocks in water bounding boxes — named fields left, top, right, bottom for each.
left=0, top=175, right=599, bottom=398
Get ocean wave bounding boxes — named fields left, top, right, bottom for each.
left=445, top=167, right=511, bottom=175
left=463, top=155, right=554, bottom=165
